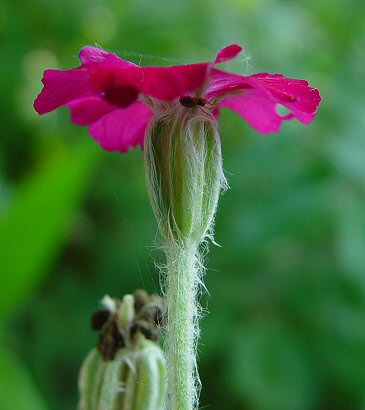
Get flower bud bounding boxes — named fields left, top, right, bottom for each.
left=78, top=292, right=166, bottom=410
left=144, top=109, right=225, bottom=243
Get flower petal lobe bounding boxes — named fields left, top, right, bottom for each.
left=79, top=46, right=138, bottom=67
left=34, top=69, right=91, bottom=114
left=215, top=44, right=243, bottom=64
left=67, top=97, right=114, bottom=125
left=89, top=103, right=153, bottom=152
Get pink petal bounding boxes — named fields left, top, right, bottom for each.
left=220, top=91, right=285, bottom=134
left=209, top=69, right=321, bottom=131
left=79, top=46, right=138, bottom=68
left=207, top=69, right=255, bottom=98
left=88, top=102, right=153, bottom=153
left=139, top=63, right=209, bottom=100
left=88, top=67, right=141, bottom=108
left=250, top=73, right=321, bottom=123
left=67, top=97, right=114, bottom=125
left=215, top=44, right=243, bottom=64
left=89, top=63, right=209, bottom=102
left=34, top=68, right=91, bottom=114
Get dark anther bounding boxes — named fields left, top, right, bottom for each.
left=179, top=96, right=207, bottom=108
left=91, top=309, right=110, bottom=331
left=97, top=321, right=126, bottom=361
left=133, top=289, right=149, bottom=313
left=131, top=320, right=158, bottom=341
left=137, top=303, right=164, bottom=326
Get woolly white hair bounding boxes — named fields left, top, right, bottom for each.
left=144, top=106, right=226, bottom=409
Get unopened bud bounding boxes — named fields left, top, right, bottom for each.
left=78, top=293, right=166, bottom=410
left=144, top=109, right=225, bottom=243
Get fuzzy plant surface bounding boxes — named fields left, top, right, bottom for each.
left=34, top=44, right=321, bottom=410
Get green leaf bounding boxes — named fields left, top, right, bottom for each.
left=0, top=343, right=48, bottom=410
left=0, top=141, right=100, bottom=324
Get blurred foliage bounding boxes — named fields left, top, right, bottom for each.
left=0, top=142, right=99, bottom=326
left=1, top=0, right=365, bottom=409
left=0, top=344, right=48, bottom=410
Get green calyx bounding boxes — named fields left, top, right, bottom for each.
left=144, top=109, right=225, bottom=244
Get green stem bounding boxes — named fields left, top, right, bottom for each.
left=165, top=240, right=200, bottom=410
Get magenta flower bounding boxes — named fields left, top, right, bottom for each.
left=34, top=45, right=322, bottom=410
left=34, top=44, right=321, bottom=153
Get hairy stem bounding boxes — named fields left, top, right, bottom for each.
left=144, top=110, right=224, bottom=409
left=165, top=239, right=200, bottom=410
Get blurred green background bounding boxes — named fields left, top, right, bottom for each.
left=1, top=0, right=365, bottom=409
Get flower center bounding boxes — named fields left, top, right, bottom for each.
left=179, top=96, right=207, bottom=108
left=101, top=85, right=139, bottom=108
